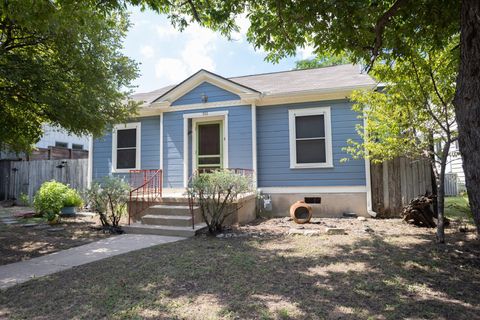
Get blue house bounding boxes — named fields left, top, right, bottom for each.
left=91, top=64, right=377, bottom=235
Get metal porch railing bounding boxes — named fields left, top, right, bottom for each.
left=128, top=169, right=162, bottom=224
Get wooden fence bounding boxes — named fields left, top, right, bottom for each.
left=371, top=157, right=433, bottom=217
left=0, top=159, right=88, bottom=202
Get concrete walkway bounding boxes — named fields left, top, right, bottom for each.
left=0, top=234, right=185, bottom=289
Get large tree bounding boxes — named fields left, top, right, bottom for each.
left=294, top=52, right=350, bottom=70
left=128, top=0, right=480, bottom=236
left=345, top=42, right=458, bottom=243
left=0, top=0, right=138, bottom=153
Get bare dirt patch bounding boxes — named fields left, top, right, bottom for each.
left=0, top=218, right=479, bottom=320
left=0, top=206, right=111, bottom=265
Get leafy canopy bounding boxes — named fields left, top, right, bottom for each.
left=0, top=0, right=139, bottom=153
left=128, top=0, right=459, bottom=65
left=295, top=52, right=350, bottom=70
left=345, top=39, right=458, bottom=165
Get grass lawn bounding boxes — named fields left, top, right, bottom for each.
left=445, top=195, right=472, bottom=223
left=0, top=218, right=479, bottom=320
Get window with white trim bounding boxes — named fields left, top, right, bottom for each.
left=112, top=122, right=141, bottom=172
left=289, top=107, right=333, bottom=168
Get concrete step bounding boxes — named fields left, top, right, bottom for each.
left=145, top=204, right=199, bottom=216
left=142, top=214, right=192, bottom=227
left=123, top=223, right=207, bottom=237
left=159, top=197, right=190, bottom=205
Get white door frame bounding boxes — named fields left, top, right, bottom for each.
left=183, top=111, right=229, bottom=187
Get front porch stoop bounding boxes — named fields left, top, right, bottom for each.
left=123, top=198, right=207, bottom=237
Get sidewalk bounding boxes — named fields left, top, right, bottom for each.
left=0, top=234, right=185, bottom=289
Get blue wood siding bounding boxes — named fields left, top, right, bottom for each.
left=171, top=82, right=240, bottom=106
left=257, top=100, right=366, bottom=187
left=163, top=106, right=253, bottom=188
left=92, top=116, right=160, bottom=180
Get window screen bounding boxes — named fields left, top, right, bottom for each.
left=295, top=114, right=326, bottom=164
left=72, top=144, right=83, bottom=150
left=55, top=141, right=68, bottom=148
left=116, top=128, right=137, bottom=169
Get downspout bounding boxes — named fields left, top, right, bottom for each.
left=363, top=109, right=378, bottom=217
left=87, top=135, right=93, bottom=188
left=251, top=102, right=258, bottom=188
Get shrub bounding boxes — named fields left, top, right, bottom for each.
left=34, top=180, right=69, bottom=217
left=187, top=170, right=253, bottom=234
left=18, top=193, right=30, bottom=206
left=63, top=189, right=83, bottom=208
left=85, top=176, right=130, bottom=232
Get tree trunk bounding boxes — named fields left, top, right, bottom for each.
left=436, top=143, right=450, bottom=244
left=428, top=137, right=438, bottom=215
left=454, top=0, right=480, bottom=237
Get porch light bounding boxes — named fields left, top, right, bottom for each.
left=201, top=93, right=208, bottom=103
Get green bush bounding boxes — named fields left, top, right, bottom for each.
left=85, top=176, right=130, bottom=231
left=19, top=193, right=30, bottom=206
left=34, top=180, right=69, bottom=216
left=63, top=189, right=83, bottom=207
left=187, top=170, right=253, bottom=234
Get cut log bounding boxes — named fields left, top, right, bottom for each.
left=402, top=193, right=450, bottom=228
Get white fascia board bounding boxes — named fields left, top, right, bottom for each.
left=257, top=85, right=376, bottom=106
left=258, top=186, right=367, bottom=194
left=159, top=71, right=259, bottom=104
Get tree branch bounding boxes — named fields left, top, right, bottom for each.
left=368, top=0, right=409, bottom=69
left=186, top=0, right=201, bottom=23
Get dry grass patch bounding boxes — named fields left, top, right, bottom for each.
left=0, top=218, right=479, bottom=319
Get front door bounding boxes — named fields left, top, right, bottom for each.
left=196, top=121, right=223, bottom=172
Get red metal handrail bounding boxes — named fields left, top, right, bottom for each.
left=128, top=169, right=162, bottom=224
left=187, top=168, right=254, bottom=230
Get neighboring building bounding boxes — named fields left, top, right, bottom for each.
left=37, top=124, right=89, bottom=151
left=0, top=124, right=89, bottom=160
left=92, top=64, right=378, bottom=218
left=436, top=138, right=466, bottom=196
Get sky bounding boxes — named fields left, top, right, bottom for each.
left=122, top=7, right=315, bottom=93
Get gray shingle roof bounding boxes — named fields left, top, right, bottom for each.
left=230, top=64, right=376, bottom=95
left=130, top=64, right=376, bottom=105
left=130, top=85, right=175, bottom=106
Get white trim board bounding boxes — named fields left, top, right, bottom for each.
left=111, top=122, right=141, bottom=173
left=160, top=113, right=164, bottom=171
left=251, top=103, right=258, bottom=188
left=87, top=136, right=93, bottom=187
left=191, top=116, right=228, bottom=174
left=154, top=71, right=260, bottom=105
left=138, top=86, right=377, bottom=117
left=288, top=106, right=333, bottom=169
left=183, top=111, right=229, bottom=187
left=258, top=186, right=367, bottom=194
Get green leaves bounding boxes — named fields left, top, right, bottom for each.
left=345, top=40, right=458, bottom=164
left=0, top=1, right=139, bottom=153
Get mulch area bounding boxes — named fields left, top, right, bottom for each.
left=0, top=205, right=112, bottom=266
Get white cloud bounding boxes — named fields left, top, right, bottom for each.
left=156, top=24, right=178, bottom=38
left=154, top=23, right=219, bottom=84
left=298, top=44, right=316, bottom=59
left=231, top=14, right=250, bottom=42
left=155, top=58, right=189, bottom=83
left=181, top=24, right=217, bottom=71
left=140, top=45, right=155, bottom=59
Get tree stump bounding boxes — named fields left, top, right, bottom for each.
left=402, top=193, right=450, bottom=228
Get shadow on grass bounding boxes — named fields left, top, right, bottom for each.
left=0, top=229, right=479, bottom=319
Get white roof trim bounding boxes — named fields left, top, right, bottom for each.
left=154, top=70, right=260, bottom=106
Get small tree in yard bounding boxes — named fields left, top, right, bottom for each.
left=345, top=42, right=458, bottom=243
left=188, top=170, right=253, bottom=234
left=85, top=176, right=130, bottom=233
